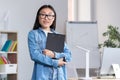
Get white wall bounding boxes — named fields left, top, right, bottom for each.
left=67, top=0, right=120, bottom=70
left=0, top=0, right=67, bottom=80
left=1, top=0, right=120, bottom=79
left=96, top=0, right=120, bottom=43
left=78, top=0, right=91, bottom=21
left=68, top=0, right=92, bottom=21
left=68, top=0, right=120, bottom=43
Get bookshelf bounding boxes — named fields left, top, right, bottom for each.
left=0, top=31, right=18, bottom=80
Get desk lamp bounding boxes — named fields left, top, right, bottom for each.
left=76, top=46, right=92, bottom=80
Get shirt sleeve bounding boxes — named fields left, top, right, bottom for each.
left=28, top=31, right=58, bottom=68
left=54, top=43, right=72, bottom=62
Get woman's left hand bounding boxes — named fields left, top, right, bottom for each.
left=43, top=49, right=55, bottom=58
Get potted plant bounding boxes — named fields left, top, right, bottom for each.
left=98, top=25, right=120, bottom=49
left=98, top=25, right=120, bottom=77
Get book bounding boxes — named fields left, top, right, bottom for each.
left=1, top=56, right=8, bottom=64
left=1, top=40, right=12, bottom=52
left=8, top=41, right=15, bottom=52
left=46, top=33, right=65, bottom=53
left=8, top=41, right=17, bottom=52
left=10, top=41, right=17, bottom=52
left=0, top=57, right=4, bottom=64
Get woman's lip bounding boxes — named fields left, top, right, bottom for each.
left=43, top=21, right=49, bottom=24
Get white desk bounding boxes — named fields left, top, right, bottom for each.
left=68, top=78, right=118, bottom=80
left=68, top=77, right=118, bottom=80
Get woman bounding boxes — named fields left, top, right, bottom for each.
left=28, top=4, right=71, bottom=80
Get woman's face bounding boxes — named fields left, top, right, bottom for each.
left=39, top=8, right=55, bottom=29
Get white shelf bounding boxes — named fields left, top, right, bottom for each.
left=0, top=51, right=17, bottom=54
left=0, top=30, right=17, bottom=33
left=0, top=31, right=18, bottom=80
left=0, top=72, right=17, bottom=74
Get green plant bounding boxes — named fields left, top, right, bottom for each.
left=98, top=25, right=120, bottom=49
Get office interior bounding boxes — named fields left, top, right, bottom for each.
left=0, top=0, right=120, bottom=80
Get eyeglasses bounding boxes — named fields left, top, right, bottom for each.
left=39, top=13, right=55, bottom=20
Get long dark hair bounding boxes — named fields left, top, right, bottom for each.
left=33, top=5, right=56, bottom=30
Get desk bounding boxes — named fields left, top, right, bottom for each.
left=92, top=78, right=119, bottom=80
left=68, top=77, right=118, bottom=80
left=68, top=78, right=117, bottom=80
left=93, top=79, right=120, bottom=80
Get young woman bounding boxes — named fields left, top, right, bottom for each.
left=28, top=5, right=71, bottom=80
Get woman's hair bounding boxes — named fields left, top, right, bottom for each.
left=33, top=5, right=56, bottom=30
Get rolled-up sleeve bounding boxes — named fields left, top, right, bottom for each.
left=54, top=43, right=72, bottom=62
left=28, top=31, right=58, bottom=68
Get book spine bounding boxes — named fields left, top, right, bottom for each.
left=8, top=41, right=14, bottom=52
left=0, top=57, right=4, bottom=64
left=6, top=40, right=12, bottom=52
left=11, top=41, right=17, bottom=52
left=1, top=56, right=8, bottom=64
left=1, top=40, right=12, bottom=52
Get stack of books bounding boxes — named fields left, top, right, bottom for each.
left=0, top=40, right=17, bottom=52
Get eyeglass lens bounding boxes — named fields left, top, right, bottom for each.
left=39, top=13, right=54, bottom=20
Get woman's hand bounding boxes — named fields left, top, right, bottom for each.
left=58, top=58, right=67, bottom=66
left=43, top=49, right=55, bottom=58
left=43, top=49, right=66, bottom=66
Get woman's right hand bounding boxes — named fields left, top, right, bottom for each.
left=58, top=58, right=67, bottom=66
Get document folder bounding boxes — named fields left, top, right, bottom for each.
left=46, top=33, right=65, bottom=53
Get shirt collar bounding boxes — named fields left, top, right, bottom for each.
left=38, top=27, right=56, bottom=33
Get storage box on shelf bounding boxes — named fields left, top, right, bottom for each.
left=0, top=31, right=18, bottom=80
left=0, top=64, right=17, bottom=74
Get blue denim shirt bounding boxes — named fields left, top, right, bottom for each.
left=28, top=28, right=71, bottom=80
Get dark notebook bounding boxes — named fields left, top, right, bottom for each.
left=46, top=33, right=65, bottom=53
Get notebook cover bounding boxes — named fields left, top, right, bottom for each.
left=46, top=33, right=65, bottom=53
